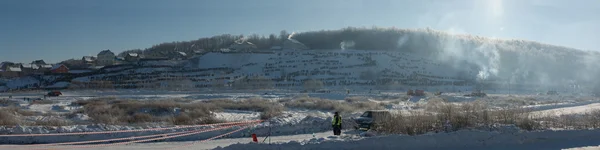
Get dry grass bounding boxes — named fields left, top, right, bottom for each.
left=0, top=108, right=19, bottom=126
left=77, top=98, right=220, bottom=125
left=283, top=97, right=384, bottom=113
left=378, top=100, right=542, bottom=135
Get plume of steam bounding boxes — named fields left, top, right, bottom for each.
left=340, top=41, right=355, bottom=50
left=288, top=32, right=296, bottom=40
left=396, top=34, right=409, bottom=48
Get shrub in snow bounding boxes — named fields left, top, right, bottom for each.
left=0, top=109, right=19, bottom=126
left=376, top=100, right=543, bottom=135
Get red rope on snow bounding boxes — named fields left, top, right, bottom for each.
left=1, top=121, right=257, bottom=149
left=35, top=122, right=255, bottom=150
left=0, top=120, right=262, bottom=137
left=166, top=124, right=255, bottom=150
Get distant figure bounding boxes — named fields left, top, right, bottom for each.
left=332, top=112, right=342, bottom=136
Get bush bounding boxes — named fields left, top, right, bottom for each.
left=79, top=97, right=220, bottom=125
left=0, top=109, right=19, bottom=126
left=128, top=113, right=154, bottom=123
left=377, top=100, right=542, bottom=135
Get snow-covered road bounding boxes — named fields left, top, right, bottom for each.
left=24, top=128, right=600, bottom=150
left=13, top=131, right=336, bottom=150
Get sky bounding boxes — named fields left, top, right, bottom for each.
left=1, top=0, right=599, bottom=63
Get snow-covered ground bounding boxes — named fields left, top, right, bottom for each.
left=215, top=127, right=600, bottom=150
left=1, top=90, right=600, bottom=149
left=14, top=128, right=600, bottom=150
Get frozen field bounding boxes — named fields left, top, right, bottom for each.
left=1, top=90, right=600, bottom=150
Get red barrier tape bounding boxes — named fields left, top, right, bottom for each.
left=1, top=122, right=255, bottom=149
left=0, top=120, right=262, bottom=137
left=167, top=124, right=254, bottom=150
left=37, top=123, right=254, bottom=150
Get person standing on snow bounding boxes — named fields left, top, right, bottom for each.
left=332, top=112, right=342, bottom=135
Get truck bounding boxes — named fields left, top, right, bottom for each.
left=46, top=91, right=62, bottom=97
left=353, top=110, right=392, bottom=131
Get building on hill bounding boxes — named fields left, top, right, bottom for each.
left=32, top=60, right=46, bottom=66
left=50, top=64, right=69, bottom=74
left=193, top=49, right=204, bottom=56
left=97, top=50, right=116, bottom=66
left=21, top=64, right=39, bottom=75
left=39, top=64, right=52, bottom=72
left=82, top=56, right=97, bottom=65
left=6, top=66, right=21, bottom=72
left=0, top=62, right=15, bottom=71
left=229, top=41, right=257, bottom=52
left=283, top=39, right=309, bottom=50
left=125, top=53, right=141, bottom=62
left=173, top=51, right=187, bottom=60
left=0, top=65, right=21, bottom=78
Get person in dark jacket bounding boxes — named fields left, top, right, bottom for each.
left=332, top=112, right=342, bottom=135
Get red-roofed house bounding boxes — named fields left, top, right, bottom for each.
left=51, top=64, right=69, bottom=74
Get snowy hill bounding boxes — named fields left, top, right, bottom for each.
left=0, top=50, right=477, bottom=92
left=3, top=28, right=600, bottom=93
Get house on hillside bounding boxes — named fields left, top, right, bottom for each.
left=193, top=49, right=204, bottom=56
left=0, top=65, right=22, bottom=78
left=82, top=56, right=97, bottom=65
left=125, top=53, right=141, bottom=62
left=283, top=39, right=309, bottom=50
left=115, top=57, right=126, bottom=64
left=21, top=64, right=39, bottom=74
left=97, top=50, right=116, bottom=66
left=50, top=64, right=69, bottom=74
left=6, top=66, right=22, bottom=72
left=32, top=60, right=47, bottom=66
left=38, top=64, right=52, bottom=73
left=0, top=62, right=15, bottom=70
left=173, top=51, right=187, bottom=60
left=229, top=41, right=257, bottom=52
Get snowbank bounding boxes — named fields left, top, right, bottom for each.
left=217, top=128, right=600, bottom=150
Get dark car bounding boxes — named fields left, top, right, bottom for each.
left=354, top=110, right=392, bottom=130
left=46, top=91, right=62, bottom=97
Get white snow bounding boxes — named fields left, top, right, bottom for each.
left=217, top=128, right=600, bottom=150
left=532, top=103, right=600, bottom=117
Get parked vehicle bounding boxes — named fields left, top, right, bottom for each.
left=46, top=91, right=62, bottom=97
left=407, top=89, right=426, bottom=96
left=353, top=110, right=392, bottom=130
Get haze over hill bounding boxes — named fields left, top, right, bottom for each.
left=2, top=27, right=600, bottom=92
left=120, top=27, right=600, bottom=89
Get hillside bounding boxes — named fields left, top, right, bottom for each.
left=2, top=27, right=600, bottom=93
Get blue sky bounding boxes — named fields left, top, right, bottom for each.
left=1, top=0, right=599, bottom=63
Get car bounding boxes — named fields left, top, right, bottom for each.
left=46, top=91, right=62, bottom=97
left=353, top=110, right=392, bottom=131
